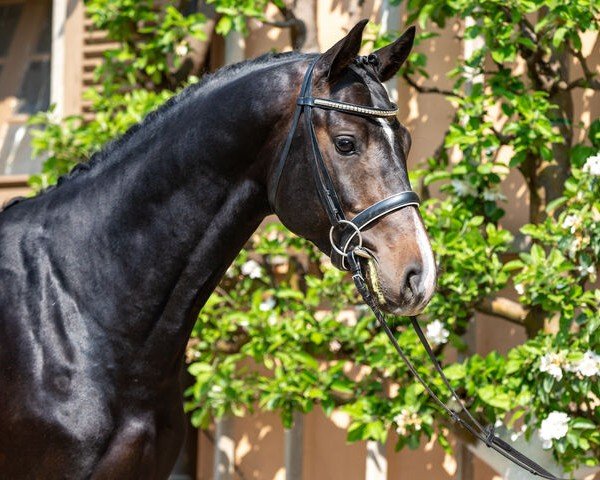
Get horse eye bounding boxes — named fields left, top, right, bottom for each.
left=334, top=136, right=356, bottom=155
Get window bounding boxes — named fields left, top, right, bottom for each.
left=0, top=0, right=52, bottom=175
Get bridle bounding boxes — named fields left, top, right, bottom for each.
left=270, top=57, right=563, bottom=480
left=269, top=57, right=420, bottom=271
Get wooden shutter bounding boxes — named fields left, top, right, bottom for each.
left=81, top=11, right=117, bottom=119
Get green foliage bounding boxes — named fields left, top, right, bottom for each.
left=421, top=199, right=513, bottom=330
left=87, top=0, right=206, bottom=92
left=26, top=0, right=599, bottom=474
left=512, top=156, right=600, bottom=325
left=208, top=0, right=281, bottom=36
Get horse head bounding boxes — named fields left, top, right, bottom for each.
left=270, top=21, right=436, bottom=316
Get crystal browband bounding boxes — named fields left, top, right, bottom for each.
left=297, top=97, right=399, bottom=118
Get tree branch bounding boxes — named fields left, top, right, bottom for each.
left=402, top=73, right=463, bottom=98
left=476, top=296, right=529, bottom=326
left=273, top=2, right=308, bottom=51
left=262, top=18, right=301, bottom=29
left=491, top=126, right=515, bottom=144
left=566, top=77, right=600, bottom=90
left=566, top=47, right=600, bottom=90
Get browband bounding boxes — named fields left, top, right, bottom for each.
left=298, top=97, right=399, bottom=117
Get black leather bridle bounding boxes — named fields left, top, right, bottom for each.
left=270, top=58, right=563, bottom=480
left=269, top=58, right=420, bottom=271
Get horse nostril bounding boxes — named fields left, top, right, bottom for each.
left=403, top=263, right=424, bottom=297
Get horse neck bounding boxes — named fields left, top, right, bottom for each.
left=42, top=60, right=299, bottom=377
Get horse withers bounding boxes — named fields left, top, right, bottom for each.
left=0, top=21, right=435, bottom=479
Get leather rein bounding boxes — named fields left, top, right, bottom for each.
left=269, top=58, right=562, bottom=480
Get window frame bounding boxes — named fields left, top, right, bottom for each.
left=0, top=0, right=52, bottom=176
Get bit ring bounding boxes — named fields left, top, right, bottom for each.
left=329, top=220, right=362, bottom=257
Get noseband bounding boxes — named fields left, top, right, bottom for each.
left=269, top=58, right=562, bottom=480
left=268, top=58, right=420, bottom=270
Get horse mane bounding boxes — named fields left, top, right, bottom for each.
left=1, top=51, right=305, bottom=212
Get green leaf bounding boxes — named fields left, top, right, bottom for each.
left=365, top=421, right=387, bottom=442
left=552, top=27, right=568, bottom=48
left=530, top=244, right=545, bottom=262
left=289, top=352, right=319, bottom=370
left=571, top=418, right=596, bottom=430
left=188, top=362, right=211, bottom=376
left=542, top=375, right=554, bottom=393
left=477, top=385, right=511, bottom=410
left=546, top=197, right=568, bottom=214
left=503, top=260, right=523, bottom=271
left=347, top=422, right=367, bottom=442
left=216, top=16, right=233, bottom=35
left=331, top=380, right=354, bottom=395
left=424, top=170, right=451, bottom=185
left=443, top=363, right=466, bottom=380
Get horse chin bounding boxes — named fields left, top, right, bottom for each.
left=363, top=256, right=387, bottom=306
left=362, top=257, right=428, bottom=317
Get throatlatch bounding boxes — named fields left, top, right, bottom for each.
left=272, top=56, right=563, bottom=480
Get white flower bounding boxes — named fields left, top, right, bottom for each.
left=225, top=266, right=236, bottom=278
left=451, top=179, right=477, bottom=197
left=394, top=409, right=422, bottom=436
left=561, top=214, right=579, bottom=233
left=267, top=314, right=278, bottom=326
left=425, top=320, right=450, bottom=347
left=241, top=259, right=262, bottom=279
left=582, top=154, right=600, bottom=176
left=175, top=42, right=188, bottom=57
left=211, top=385, right=223, bottom=394
left=538, top=411, right=570, bottom=449
left=574, top=350, right=600, bottom=377
left=329, top=340, right=342, bottom=353
left=514, top=283, right=525, bottom=295
left=539, top=352, right=566, bottom=381
left=482, top=187, right=506, bottom=202
left=259, top=296, right=276, bottom=312
left=510, top=431, right=522, bottom=442
left=339, top=309, right=357, bottom=327
left=567, top=237, right=582, bottom=259
left=578, top=264, right=597, bottom=281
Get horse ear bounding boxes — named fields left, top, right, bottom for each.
left=372, top=26, right=416, bottom=82
left=314, top=19, right=369, bottom=83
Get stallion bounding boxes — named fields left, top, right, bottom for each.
left=0, top=21, right=435, bottom=478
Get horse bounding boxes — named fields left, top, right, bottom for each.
left=0, top=20, right=436, bottom=479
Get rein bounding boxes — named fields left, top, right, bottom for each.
left=348, top=251, right=563, bottom=480
left=272, top=58, right=563, bottom=480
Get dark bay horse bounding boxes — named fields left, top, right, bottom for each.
left=0, top=21, right=435, bottom=478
